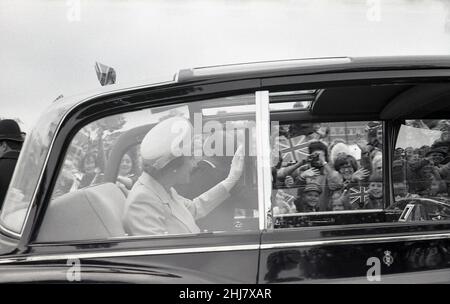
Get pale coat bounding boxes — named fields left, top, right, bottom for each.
left=122, top=172, right=230, bottom=236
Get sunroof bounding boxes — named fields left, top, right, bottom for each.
left=268, top=90, right=315, bottom=111
left=269, top=101, right=310, bottom=111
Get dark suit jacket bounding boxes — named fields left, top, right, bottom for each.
left=0, top=150, right=20, bottom=209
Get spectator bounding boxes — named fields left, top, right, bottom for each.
left=0, top=119, right=24, bottom=208
left=371, top=152, right=383, bottom=176
left=294, top=183, right=322, bottom=213
left=405, top=147, right=415, bottom=162
left=78, top=152, right=104, bottom=189
left=408, top=158, right=446, bottom=196
left=426, top=146, right=447, bottom=167
left=334, top=154, right=369, bottom=188
left=333, top=154, right=370, bottom=209
left=330, top=191, right=347, bottom=211
left=394, top=147, right=404, bottom=161
left=116, top=152, right=138, bottom=195
left=365, top=121, right=383, bottom=154
left=294, top=141, right=342, bottom=211
left=392, top=159, right=409, bottom=200
left=426, top=146, right=450, bottom=195
left=78, top=154, right=97, bottom=188
left=418, top=145, right=431, bottom=158
left=364, top=173, right=384, bottom=209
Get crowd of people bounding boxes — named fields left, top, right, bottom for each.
left=272, top=119, right=450, bottom=215
left=392, top=119, right=450, bottom=199
left=53, top=124, right=142, bottom=198
left=271, top=121, right=384, bottom=214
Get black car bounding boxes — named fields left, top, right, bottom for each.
left=0, top=56, right=450, bottom=283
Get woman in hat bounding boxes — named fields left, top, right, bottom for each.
left=122, top=116, right=244, bottom=236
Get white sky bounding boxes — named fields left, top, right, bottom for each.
left=1, top=0, right=450, bottom=132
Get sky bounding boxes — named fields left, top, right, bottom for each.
left=1, top=0, right=450, bottom=132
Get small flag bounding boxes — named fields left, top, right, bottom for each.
left=95, top=62, right=116, bottom=86
left=349, top=186, right=370, bottom=207
left=278, top=135, right=311, bottom=163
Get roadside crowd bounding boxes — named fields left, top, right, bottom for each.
left=271, top=120, right=450, bottom=215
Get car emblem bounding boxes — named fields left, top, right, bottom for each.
left=234, top=221, right=242, bottom=229
left=383, top=251, right=394, bottom=267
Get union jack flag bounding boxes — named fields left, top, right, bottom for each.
left=278, top=135, right=311, bottom=163
left=95, top=62, right=116, bottom=86
left=349, top=186, right=370, bottom=207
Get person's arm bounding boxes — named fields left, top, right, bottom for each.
left=117, top=175, right=133, bottom=189
left=351, top=168, right=371, bottom=183
left=171, top=146, right=245, bottom=220
left=276, top=161, right=304, bottom=180
left=325, top=168, right=344, bottom=191
left=438, top=162, right=450, bottom=179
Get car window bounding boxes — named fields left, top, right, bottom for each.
left=37, top=94, right=259, bottom=242
left=269, top=110, right=385, bottom=228
left=392, top=119, right=450, bottom=222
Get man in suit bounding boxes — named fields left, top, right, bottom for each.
left=0, top=120, right=24, bottom=209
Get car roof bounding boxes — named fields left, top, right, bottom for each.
left=47, top=55, right=450, bottom=124
left=176, top=55, right=450, bottom=82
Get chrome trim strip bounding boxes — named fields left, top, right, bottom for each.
left=260, top=232, right=450, bottom=250
left=274, top=209, right=384, bottom=217
left=187, top=57, right=351, bottom=77
left=0, top=244, right=260, bottom=264
left=0, top=80, right=176, bottom=238
left=255, top=91, right=271, bottom=231
left=0, top=222, right=21, bottom=238
left=1, top=232, right=449, bottom=265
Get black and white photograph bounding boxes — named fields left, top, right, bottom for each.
left=1, top=0, right=450, bottom=289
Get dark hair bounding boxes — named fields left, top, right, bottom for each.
left=308, top=141, right=328, bottom=162
left=334, top=155, right=358, bottom=171
left=79, top=153, right=98, bottom=173
left=1, top=140, right=22, bottom=151
left=119, top=151, right=138, bottom=176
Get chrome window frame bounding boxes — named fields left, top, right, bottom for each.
left=30, top=91, right=266, bottom=244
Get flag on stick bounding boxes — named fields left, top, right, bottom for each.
left=95, top=62, right=116, bottom=86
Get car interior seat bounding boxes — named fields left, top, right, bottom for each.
left=37, top=182, right=127, bottom=242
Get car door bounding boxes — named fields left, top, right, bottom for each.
left=257, top=73, right=450, bottom=283
left=0, top=81, right=266, bottom=283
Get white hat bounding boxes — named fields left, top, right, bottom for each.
left=330, top=142, right=351, bottom=164
left=140, top=116, right=193, bottom=170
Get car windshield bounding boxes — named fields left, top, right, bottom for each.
left=0, top=105, right=67, bottom=235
